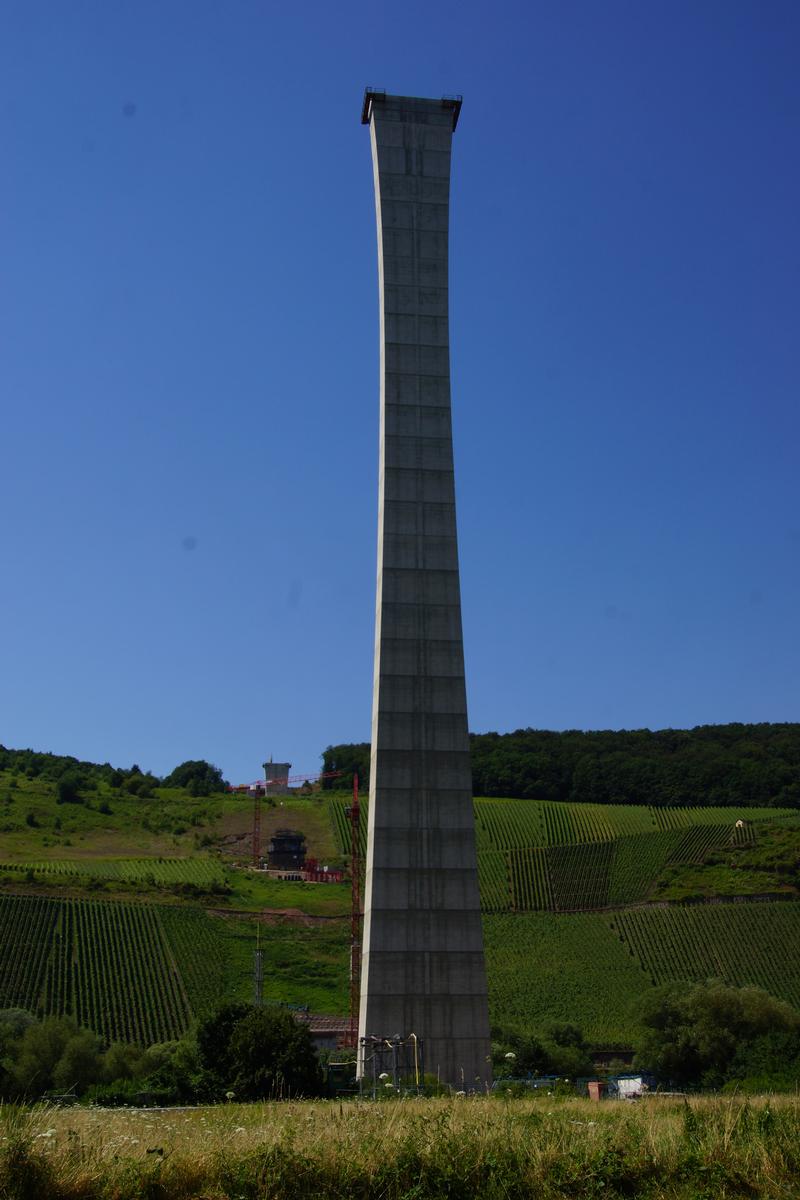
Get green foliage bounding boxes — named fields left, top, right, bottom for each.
left=11, top=1014, right=102, bottom=1096
left=0, top=893, right=348, bottom=1048
left=634, top=980, right=800, bottom=1088
left=196, top=1003, right=251, bottom=1081
left=56, top=773, right=82, bottom=805
left=483, top=913, right=649, bottom=1043
left=163, top=760, right=228, bottom=796
left=0, top=856, right=227, bottom=887
left=497, top=1023, right=594, bottom=1078
left=0, top=895, right=226, bottom=1044
left=324, top=723, right=800, bottom=806
left=327, top=794, right=367, bottom=861
left=611, top=903, right=800, bottom=1010
left=197, top=1004, right=323, bottom=1099
left=0, top=1009, right=207, bottom=1103
left=472, top=723, right=800, bottom=806
left=139, top=1035, right=204, bottom=1103
left=321, top=744, right=370, bottom=792
left=122, top=771, right=159, bottom=798
left=474, top=802, right=792, bottom=913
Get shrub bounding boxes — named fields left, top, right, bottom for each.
left=197, top=1005, right=323, bottom=1099
left=56, top=774, right=82, bottom=805
left=163, top=760, right=227, bottom=796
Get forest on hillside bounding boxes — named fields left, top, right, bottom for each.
left=0, top=747, right=227, bottom=798
left=322, top=723, right=800, bottom=807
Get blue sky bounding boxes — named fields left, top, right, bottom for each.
left=2, top=1, right=798, bottom=784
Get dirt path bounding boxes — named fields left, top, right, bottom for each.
left=205, top=906, right=347, bottom=926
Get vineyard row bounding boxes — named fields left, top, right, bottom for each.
left=0, top=895, right=229, bottom=1045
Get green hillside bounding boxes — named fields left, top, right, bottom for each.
left=0, top=894, right=349, bottom=1044
left=326, top=796, right=800, bottom=912
left=485, top=904, right=800, bottom=1042
left=2, top=744, right=800, bottom=1051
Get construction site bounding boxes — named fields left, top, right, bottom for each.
left=227, top=759, right=363, bottom=1052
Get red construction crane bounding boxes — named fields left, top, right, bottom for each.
left=231, top=766, right=364, bottom=1043
left=228, top=770, right=344, bottom=794
left=230, top=770, right=344, bottom=867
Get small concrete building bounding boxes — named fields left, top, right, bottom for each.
left=267, top=830, right=306, bottom=870
left=263, top=759, right=292, bottom=795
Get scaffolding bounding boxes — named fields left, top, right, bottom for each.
left=359, top=1034, right=424, bottom=1097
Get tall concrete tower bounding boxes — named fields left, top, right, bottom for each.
left=358, top=90, right=491, bottom=1089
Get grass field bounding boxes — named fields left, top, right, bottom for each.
left=5, top=1096, right=800, bottom=1200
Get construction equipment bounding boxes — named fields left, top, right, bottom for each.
left=227, top=769, right=343, bottom=868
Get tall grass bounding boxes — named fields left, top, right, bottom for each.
left=2, top=1095, right=800, bottom=1199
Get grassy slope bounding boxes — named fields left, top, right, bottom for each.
left=2, top=761, right=800, bottom=1046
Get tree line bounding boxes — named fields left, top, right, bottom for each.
left=0, top=1004, right=322, bottom=1105
left=494, top=980, right=800, bottom=1093
left=4, top=980, right=800, bottom=1101
left=0, top=747, right=228, bottom=799
left=322, top=723, right=800, bottom=807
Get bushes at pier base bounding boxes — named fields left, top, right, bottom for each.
left=3, top=1096, right=800, bottom=1200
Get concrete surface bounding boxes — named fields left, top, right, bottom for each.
left=358, top=91, right=491, bottom=1090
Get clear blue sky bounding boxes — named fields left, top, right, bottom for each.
left=2, top=1, right=798, bottom=784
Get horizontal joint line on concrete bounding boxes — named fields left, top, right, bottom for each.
left=384, top=433, right=453, bottom=440
left=381, top=468, right=456, bottom=477
left=378, top=182, right=450, bottom=193
left=380, top=600, right=461, bottom=607
left=384, top=343, right=451, bottom=352
left=383, top=404, right=452, bottom=413
left=380, top=635, right=463, bottom=643
left=379, top=255, right=450, bottom=265
left=375, top=711, right=469, bottom=718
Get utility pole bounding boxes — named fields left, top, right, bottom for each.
left=253, top=925, right=264, bottom=1006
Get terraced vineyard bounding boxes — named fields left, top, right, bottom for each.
left=606, top=831, right=683, bottom=906
left=611, top=903, right=800, bottom=1010
left=327, top=797, right=367, bottom=862
left=475, top=801, right=796, bottom=913
left=0, top=895, right=61, bottom=1014
left=0, top=895, right=233, bottom=1044
left=2, top=792, right=798, bottom=1051
left=331, top=797, right=796, bottom=914
left=484, top=912, right=651, bottom=1042
left=0, top=857, right=226, bottom=887
left=485, top=901, right=800, bottom=1041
